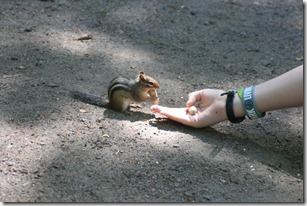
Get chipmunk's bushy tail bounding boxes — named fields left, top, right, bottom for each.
left=69, top=90, right=109, bottom=107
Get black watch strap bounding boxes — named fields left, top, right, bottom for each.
left=220, top=90, right=245, bottom=123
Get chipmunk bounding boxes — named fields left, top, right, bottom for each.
left=70, top=71, right=160, bottom=114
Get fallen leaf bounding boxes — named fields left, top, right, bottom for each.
left=45, top=83, right=59, bottom=88
left=79, top=109, right=88, bottom=113
left=77, top=34, right=93, bottom=41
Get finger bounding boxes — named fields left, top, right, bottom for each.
left=150, top=105, right=197, bottom=126
left=150, top=105, right=164, bottom=113
left=150, top=105, right=184, bottom=117
left=150, top=105, right=185, bottom=120
left=186, top=90, right=203, bottom=107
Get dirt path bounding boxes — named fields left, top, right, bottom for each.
left=0, top=0, right=303, bottom=202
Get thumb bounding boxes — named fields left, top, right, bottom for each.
left=186, top=91, right=202, bottom=107
left=186, top=97, right=195, bottom=107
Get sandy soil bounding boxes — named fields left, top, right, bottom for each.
left=0, top=0, right=303, bottom=202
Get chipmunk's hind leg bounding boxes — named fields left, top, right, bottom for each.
left=110, top=91, right=133, bottom=115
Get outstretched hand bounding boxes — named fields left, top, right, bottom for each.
left=150, top=89, right=229, bottom=128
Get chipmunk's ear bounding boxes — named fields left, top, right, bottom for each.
left=139, top=71, right=145, bottom=80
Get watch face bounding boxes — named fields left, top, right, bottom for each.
left=244, top=100, right=253, bottom=110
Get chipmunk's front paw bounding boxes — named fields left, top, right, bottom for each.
left=152, top=97, right=159, bottom=105
left=130, top=103, right=142, bottom=108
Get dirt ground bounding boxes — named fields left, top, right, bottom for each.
left=0, top=0, right=304, bottom=203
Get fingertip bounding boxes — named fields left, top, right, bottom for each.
left=186, top=90, right=203, bottom=107
left=150, top=105, right=160, bottom=112
left=186, top=97, right=195, bottom=107
left=186, top=100, right=193, bottom=107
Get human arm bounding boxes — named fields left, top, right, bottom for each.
left=252, top=64, right=303, bottom=113
left=150, top=65, right=303, bottom=128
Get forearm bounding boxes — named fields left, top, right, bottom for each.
left=255, top=65, right=303, bottom=112
left=234, top=65, right=303, bottom=118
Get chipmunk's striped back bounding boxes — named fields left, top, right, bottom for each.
left=108, top=76, right=131, bottom=100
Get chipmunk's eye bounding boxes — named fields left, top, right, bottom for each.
left=148, top=81, right=154, bottom=86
